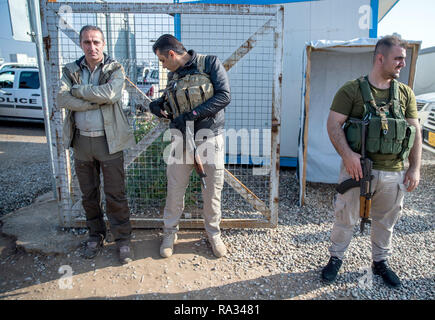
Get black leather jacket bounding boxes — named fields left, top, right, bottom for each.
left=150, top=50, right=231, bottom=135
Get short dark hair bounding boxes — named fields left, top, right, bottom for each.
left=374, top=35, right=407, bottom=61
left=152, top=34, right=187, bottom=57
left=79, top=25, right=105, bottom=43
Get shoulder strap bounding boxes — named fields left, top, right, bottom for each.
left=390, top=79, right=399, bottom=101
left=171, top=71, right=179, bottom=81
left=196, top=54, right=207, bottom=74
left=358, top=76, right=375, bottom=103
left=171, top=54, right=207, bottom=80
left=357, top=76, right=373, bottom=118
left=389, top=79, right=405, bottom=118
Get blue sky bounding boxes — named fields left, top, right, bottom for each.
left=1, top=0, right=434, bottom=61
left=378, top=0, right=435, bottom=49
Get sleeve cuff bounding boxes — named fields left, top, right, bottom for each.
left=186, top=110, right=199, bottom=121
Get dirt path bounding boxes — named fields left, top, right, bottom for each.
left=1, top=121, right=433, bottom=302
left=0, top=228, right=307, bottom=300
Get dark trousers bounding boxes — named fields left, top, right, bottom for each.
left=73, top=132, right=131, bottom=244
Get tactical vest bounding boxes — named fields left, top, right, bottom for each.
left=345, top=76, right=416, bottom=160
left=163, top=54, right=214, bottom=118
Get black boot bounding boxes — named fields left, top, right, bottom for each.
left=82, top=234, right=104, bottom=259
left=321, top=256, right=343, bottom=283
left=372, top=260, right=401, bottom=289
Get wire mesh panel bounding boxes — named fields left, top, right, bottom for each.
left=40, top=1, right=283, bottom=229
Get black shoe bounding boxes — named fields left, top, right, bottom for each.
left=321, top=256, right=343, bottom=283
left=372, top=260, right=401, bottom=289
left=82, top=236, right=104, bottom=259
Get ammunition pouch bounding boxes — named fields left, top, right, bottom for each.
left=345, top=116, right=413, bottom=157
left=398, top=124, right=416, bottom=160
left=344, top=76, right=415, bottom=159
left=366, top=117, right=408, bottom=154
left=344, top=120, right=362, bottom=153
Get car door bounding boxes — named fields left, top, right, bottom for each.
left=14, top=70, right=43, bottom=120
left=0, top=70, right=17, bottom=118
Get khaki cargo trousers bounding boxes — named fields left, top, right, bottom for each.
left=329, top=162, right=407, bottom=262
left=163, top=133, right=225, bottom=240
left=73, top=131, right=132, bottom=244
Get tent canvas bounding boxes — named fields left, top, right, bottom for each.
left=298, top=38, right=420, bottom=205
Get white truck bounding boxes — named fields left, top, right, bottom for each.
left=0, top=66, right=43, bottom=122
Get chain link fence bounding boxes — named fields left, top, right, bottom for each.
left=40, top=1, right=283, bottom=229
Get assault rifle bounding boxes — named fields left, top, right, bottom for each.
left=336, top=116, right=373, bottom=233
left=163, top=83, right=207, bottom=189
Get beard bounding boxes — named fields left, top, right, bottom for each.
left=383, top=67, right=401, bottom=80
left=390, top=72, right=400, bottom=79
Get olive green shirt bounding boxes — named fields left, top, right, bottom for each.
left=330, top=78, right=418, bottom=171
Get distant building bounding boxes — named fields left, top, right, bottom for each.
left=0, top=0, right=36, bottom=63
left=414, top=46, right=435, bottom=95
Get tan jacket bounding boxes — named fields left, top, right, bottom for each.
left=57, top=54, right=135, bottom=154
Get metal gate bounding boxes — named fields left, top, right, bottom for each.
left=39, top=1, right=283, bottom=229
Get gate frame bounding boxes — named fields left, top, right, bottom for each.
left=39, top=1, right=283, bottom=229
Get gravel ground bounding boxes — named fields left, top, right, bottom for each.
left=221, top=150, right=435, bottom=300
left=0, top=121, right=53, bottom=216
left=1, top=120, right=434, bottom=300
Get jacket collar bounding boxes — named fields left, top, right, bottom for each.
left=75, top=53, right=113, bottom=68
left=183, top=50, right=197, bottom=68
left=173, top=50, right=200, bottom=75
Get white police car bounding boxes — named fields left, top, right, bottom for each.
left=136, top=66, right=159, bottom=99
left=0, top=66, right=44, bottom=122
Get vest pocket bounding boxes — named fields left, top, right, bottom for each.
left=187, top=86, right=203, bottom=109
left=366, top=118, right=381, bottom=153
left=175, top=89, right=190, bottom=115
left=344, top=122, right=361, bottom=153
left=395, top=119, right=407, bottom=140
left=201, top=82, right=214, bottom=101
left=380, top=118, right=396, bottom=154
left=398, top=125, right=416, bottom=160
left=393, top=119, right=407, bottom=154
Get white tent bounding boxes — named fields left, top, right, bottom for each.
left=298, top=38, right=421, bottom=205
left=414, top=46, right=435, bottom=95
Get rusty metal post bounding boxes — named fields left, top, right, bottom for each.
left=28, top=0, right=58, bottom=200
left=269, top=6, right=284, bottom=227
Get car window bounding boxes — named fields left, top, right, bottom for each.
left=151, top=70, right=158, bottom=79
left=0, top=71, right=15, bottom=88
left=19, top=71, right=40, bottom=89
